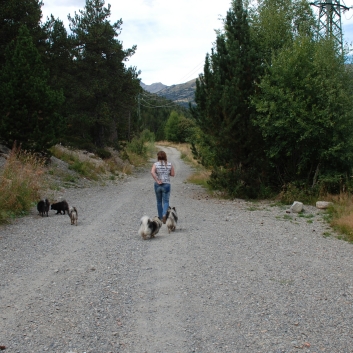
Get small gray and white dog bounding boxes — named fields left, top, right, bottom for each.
left=166, top=206, right=178, bottom=234
left=138, top=215, right=162, bottom=240
left=68, top=206, right=78, bottom=226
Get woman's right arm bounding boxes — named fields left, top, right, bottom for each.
left=170, top=164, right=175, bottom=177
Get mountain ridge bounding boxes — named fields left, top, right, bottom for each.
left=141, top=78, right=196, bottom=108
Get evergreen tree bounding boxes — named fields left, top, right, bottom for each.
left=68, top=0, right=140, bottom=147
left=41, top=16, right=74, bottom=140
left=138, top=91, right=191, bottom=139
left=0, top=0, right=44, bottom=68
left=191, top=0, right=263, bottom=197
left=42, top=16, right=73, bottom=93
left=0, top=25, right=64, bottom=152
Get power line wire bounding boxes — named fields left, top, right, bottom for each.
left=174, top=61, right=204, bottom=85
left=140, top=97, right=179, bottom=109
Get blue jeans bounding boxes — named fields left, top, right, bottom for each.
left=154, top=182, right=171, bottom=219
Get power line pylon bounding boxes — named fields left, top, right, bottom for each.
left=310, top=0, right=351, bottom=53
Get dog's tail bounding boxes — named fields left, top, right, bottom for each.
left=139, top=215, right=151, bottom=238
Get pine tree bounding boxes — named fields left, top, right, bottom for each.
left=42, top=16, right=73, bottom=93
left=68, top=0, right=140, bottom=147
left=191, top=0, right=263, bottom=197
left=0, top=25, right=64, bottom=152
left=0, top=0, right=44, bottom=68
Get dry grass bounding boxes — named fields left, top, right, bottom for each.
left=156, top=141, right=211, bottom=189
left=51, top=145, right=147, bottom=177
left=322, top=193, right=353, bottom=242
left=50, top=145, right=107, bottom=180
left=0, top=146, right=46, bottom=223
left=157, top=141, right=199, bottom=165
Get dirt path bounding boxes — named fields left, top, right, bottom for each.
left=1, top=147, right=353, bottom=353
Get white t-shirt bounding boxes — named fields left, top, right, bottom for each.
left=154, top=161, right=172, bottom=184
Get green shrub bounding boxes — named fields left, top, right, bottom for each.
left=140, top=129, right=155, bottom=143
left=127, top=137, right=147, bottom=157
left=279, top=182, right=317, bottom=205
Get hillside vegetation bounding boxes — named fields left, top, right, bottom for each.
left=142, top=79, right=196, bottom=108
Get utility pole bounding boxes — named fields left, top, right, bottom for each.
left=137, top=93, right=142, bottom=128
left=310, top=0, right=351, bottom=53
left=128, top=111, right=131, bottom=142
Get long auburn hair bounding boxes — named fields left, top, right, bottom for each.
left=157, top=151, right=167, bottom=165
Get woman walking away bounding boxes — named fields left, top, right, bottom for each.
left=151, top=150, right=175, bottom=224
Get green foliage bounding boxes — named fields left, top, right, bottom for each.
left=249, top=0, right=316, bottom=64
left=68, top=160, right=98, bottom=180
left=165, top=111, right=196, bottom=142
left=190, top=0, right=353, bottom=198
left=253, top=37, right=353, bottom=187
left=0, top=25, right=65, bottom=152
left=191, top=0, right=265, bottom=197
left=165, top=111, right=180, bottom=142
left=66, top=0, right=141, bottom=148
left=0, top=0, right=44, bottom=68
left=127, top=137, right=147, bottom=157
left=139, top=129, right=155, bottom=143
left=138, top=91, right=191, bottom=141
left=279, top=182, right=317, bottom=205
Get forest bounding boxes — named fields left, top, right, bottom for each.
left=190, top=0, right=353, bottom=198
left=0, top=0, right=187, bottom=155
left=1, top=0, right=353, bottom=198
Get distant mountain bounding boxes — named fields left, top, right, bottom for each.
left=140, top=82, right=167, bottom=94
left=141, top=78, right=196, bottom=108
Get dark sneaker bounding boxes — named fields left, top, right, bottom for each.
left=162, top=215, right=166, bottom=224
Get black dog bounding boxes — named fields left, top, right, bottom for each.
left=37, top=199, right=50, bottom=217
left=51, top=200, right=69, bottom=215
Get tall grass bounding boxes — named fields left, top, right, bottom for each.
left=321, top=193, right=353, bottom=242
left=0, top=147, right=46, bottom=223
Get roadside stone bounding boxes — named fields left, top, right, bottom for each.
left=290, top=201, right=303, bottom=213
left=316, top=201, right=333, bottom=209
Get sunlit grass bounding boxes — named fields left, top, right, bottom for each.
left=322, top=193, right=353, bottom=242
left=50, top=145, right=105, bottom=181
left=0, top=146, right=46, bottom=223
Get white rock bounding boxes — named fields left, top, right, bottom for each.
left=316, top=201, right=333, bottom=209
left=290, top=201, right=303, bottom=213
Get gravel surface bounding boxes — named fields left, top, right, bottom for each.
left=1, top=146, right=353, bottom=353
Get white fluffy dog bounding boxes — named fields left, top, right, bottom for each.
left=166, top=206, right=178, bottom=234
left=138, top=216, right=162, bottom=240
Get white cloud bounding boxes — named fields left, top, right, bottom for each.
left=41, top=0, right=353, bottom=86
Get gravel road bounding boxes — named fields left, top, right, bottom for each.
left=1, top=146, right=353, bottom=353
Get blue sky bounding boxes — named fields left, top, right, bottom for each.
left=41, top=0, right=353, bottom=86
